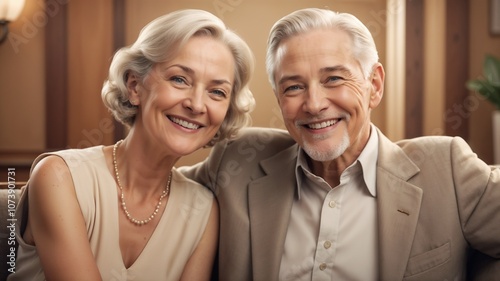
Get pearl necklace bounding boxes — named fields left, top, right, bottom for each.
left=112, top=140, right=171, bottom=226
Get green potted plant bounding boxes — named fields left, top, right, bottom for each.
left=466, top=54, right=500, bottom=164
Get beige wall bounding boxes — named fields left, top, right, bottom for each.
left=0, top=0, right=389, bottom=167
left=0, top=0, right=45, bottom=151
left=469, top=0, right=500, bottom=164
left=124, top=0, right=388, bottom=166
left=420, top=0, right=500, bottom=164
left=67, top=0, right=115, bottom=148
left=1, top=0, right=497, bottom=167
left=423, top=0, right=446, bottom=136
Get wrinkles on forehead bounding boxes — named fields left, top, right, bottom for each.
left=272, top=28, right=358, bottom=81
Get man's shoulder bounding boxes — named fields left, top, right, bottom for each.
left=219, top=127, right=296, bottom=157
left=235, top=127, right=291, bottom=139
left=395, top=135, right=456, bottom=150
left=387, top=134, right=473, bottom=168
left=229, top=127, right=295, bottom=147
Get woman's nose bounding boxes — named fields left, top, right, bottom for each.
left=183, top=88, right=206, bottom=114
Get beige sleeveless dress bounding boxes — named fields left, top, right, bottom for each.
left=8, top=146, right=214, bottom=281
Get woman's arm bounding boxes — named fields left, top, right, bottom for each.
left=25, top=155, right=102, bottom=281
left=180, top=199, right=219, bottom=281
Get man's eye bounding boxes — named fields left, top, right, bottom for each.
left=284, top=85, right=301, bottom=93
left=327, top=76, right=342, bottom=83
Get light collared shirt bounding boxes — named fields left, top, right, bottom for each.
left=279, top=125, right=379, bottom=281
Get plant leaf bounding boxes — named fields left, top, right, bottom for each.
left=484, top=54, right=500, bottom=86
left=467, top=79, right=500, bottom=109
left=467, top=55, right=500, bottom=109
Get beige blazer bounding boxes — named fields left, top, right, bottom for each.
left=180, top=126, right=500, bottom=281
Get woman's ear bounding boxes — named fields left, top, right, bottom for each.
left=369, top=63, right=385, bottom=109
left=126, top=72, right=140, bottom=105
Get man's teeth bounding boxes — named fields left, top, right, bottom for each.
left=170, top=117, right=200, bottom=129
left=308, top=119, right=339, bottom=129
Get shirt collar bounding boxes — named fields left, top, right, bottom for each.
left=295, top=124, right=379, bottom=197
left=357, top=124, right=379, bottom=197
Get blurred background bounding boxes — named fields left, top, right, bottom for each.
left=1, top=0, right=500, bottom=183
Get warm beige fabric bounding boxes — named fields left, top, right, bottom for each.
left=8, top=146, right=213, bottom=281
left=278, top=125, right=379, bottom=280
left=179, top=126, right=500, bottom=281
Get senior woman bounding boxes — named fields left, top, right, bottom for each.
left=9, top=9, right=255, bottom=281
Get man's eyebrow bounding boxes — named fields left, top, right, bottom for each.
left=278, top=65, right=354, bottom=85
left=278, top=75, right=302, bottom=86
left=320, top=65, right=352, bottom=75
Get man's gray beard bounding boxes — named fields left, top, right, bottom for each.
left=303, top=132, right=350, bottom=162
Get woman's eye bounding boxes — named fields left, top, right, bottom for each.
left=170, top=76, right=187, bottom=85
left=211, top=89, right=227, bottom=98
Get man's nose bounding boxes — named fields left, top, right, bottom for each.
left=303, top=85, right=328, bottom=114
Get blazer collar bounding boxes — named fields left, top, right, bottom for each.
left=248, top=144, right=299, bottom=281
left=247, top=128, right=424, bottom=280
left=375, top=128, right=423, bottom=280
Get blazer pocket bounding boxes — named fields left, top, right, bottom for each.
left=404, top=242, right=451, bottom=277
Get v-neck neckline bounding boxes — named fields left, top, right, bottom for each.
left=117, top=180, right=173, bottom=270
left=101, top=146, right=174, bottom=270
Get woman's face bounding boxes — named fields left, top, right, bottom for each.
left=130, top=36, right=234, bottom=157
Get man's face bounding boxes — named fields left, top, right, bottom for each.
left=273, top=28, right=383, bottom=162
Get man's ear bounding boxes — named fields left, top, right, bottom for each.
left=126, top=72, right=140, bottom=105
left=369, top=63, right=385, bottom=109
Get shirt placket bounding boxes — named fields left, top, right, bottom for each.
left=311, top=184, right=345, bottom=280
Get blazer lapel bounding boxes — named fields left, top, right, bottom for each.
left=248, top=145, right=298, bottom=281
left=245, top=128, right=424, bottom=280
left=376, top=130, right=423, bottom=280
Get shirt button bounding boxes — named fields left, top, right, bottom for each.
left=319, top=263, right=327, bottom=271
left=328, top=200, right=336, bottom=208
left=324, top=241, right=332, bottom=249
